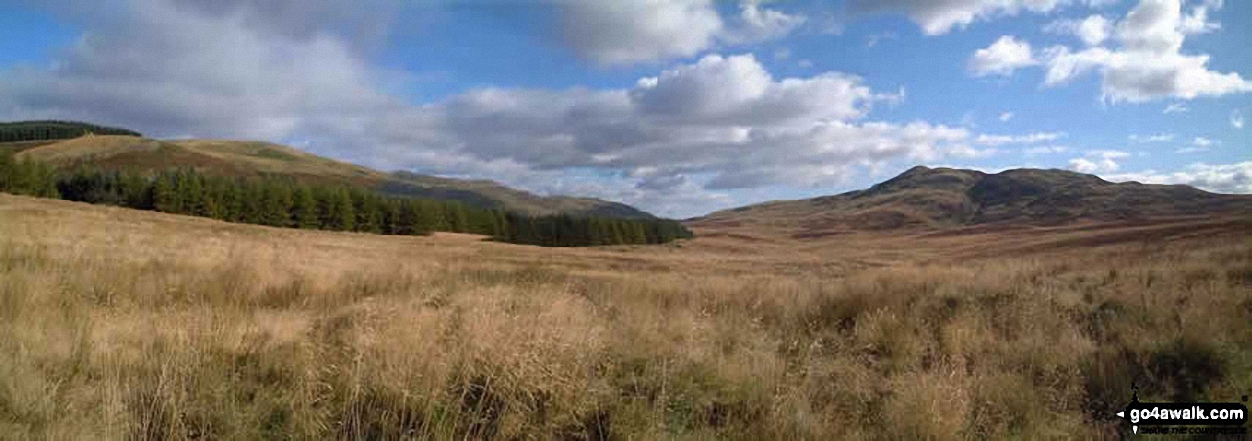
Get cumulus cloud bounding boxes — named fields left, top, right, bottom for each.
left=1045, top=14, right=1112, bottom=46
left=555, top=0, right=805, bottom=65
left=556, top=0, right=723, bottom=65
left=1068, top=149, right=1129, bottom=173
left=724, top=0, right=808, bottom=43
left=0, top=0, right=391, bottom=141
left=1104, top=161, right=1252, bottom=194
left=371, top=54, right=968, bottom=195
left=1234, top=109, right=1245, bottom=129
left=969, top=36, right=1038, bottom=77
left=999, top=112, right=1014, bottom=122
left=1040, top=0, right=1252, bottom=102
left=847, top=0, right=1113, bottom=35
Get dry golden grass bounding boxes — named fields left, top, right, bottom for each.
left=1, top=193, right=1250, bottom=440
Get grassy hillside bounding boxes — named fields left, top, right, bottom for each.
left=2, top=193, right=1250, bottom=439
left=694, top=165, right=1252, bottom=238
left=9, top=135, right=653, bottom=218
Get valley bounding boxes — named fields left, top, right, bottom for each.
left=3, top=184, right=1249, bottom=439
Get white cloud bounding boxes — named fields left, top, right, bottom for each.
left=1087, top=149, right=1131, bottom=159
left=773, top=47, right=791, bottom=60
left=329, top=54, right=980, bottom=213
left=1129, top=133, right=1176, bottom=142
left=999, top=111, right=1014, bottom=122
left=1174, top=137, right=1219, bottom=153
left=1233, top=109, right=1245, bottom=129
left=847, top=0, right=1114, bottom=35
left=724, top=0, right=808, bottom=44
left=556, top=0, right=806, bottom=65
left=1163, top=102, right=1189, bottom=113
left=0, top=0, right=391, bottom=141
left=1045, top=14, right=1112, bottom=46
left=1069, top=149, right=1129, bottom=173
left=1069, top=158, right=1103, bottom=173
left=1041, top=0, right=1252, bottom=102
left=976, top=131, right=1064, bottom=145
left=1104, top=161, right=1252, bottom=194
left=1025, top=145, right=1069, bottom=155
left=796, top=59, right=813, bottom=68
left=557, top=0, right=724, bottom=65
left=946, top=145, right=999, bottom=158
left=969, top=36, right=1038, bottom=77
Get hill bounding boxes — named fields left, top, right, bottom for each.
left=692, top=165, right=1252, bottom=237
left=8, top=135, right=653, bottom=218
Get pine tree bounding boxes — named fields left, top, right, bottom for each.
left=260, top=181, right=294, bottom=227
left=291, top=186, right=319, bottom=229
left=609, top=221, right=625, bottom=245
left=239, top=182, right=265, bottom=224
left=188, top=172, right=209, bottom=216
left=444, top=202, right=469, bottom=233
left=0, top=152, right=14, bottom=193
left=352, top=190, right=381, bottom=233
left=320, top=188, right=355, bottom=231
left=152, top=172, right=180, bottom=213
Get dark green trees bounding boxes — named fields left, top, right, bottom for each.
left=0, top=159, right=693, bottom=247
left=0, top=121, right=141, bottom=142
left=0, top=153, right=59, bottom=198
left=489, top=211, right=689, bottom=247
left=291, top=186, right=320, bottom=229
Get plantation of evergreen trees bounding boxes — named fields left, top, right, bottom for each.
left=0, top=120, right=142, bottom=142
left=0, top=153, right=692, bottom=247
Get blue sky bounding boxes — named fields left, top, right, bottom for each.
left=1, top=0, right=1248, bottom=218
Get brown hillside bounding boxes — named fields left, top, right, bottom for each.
left=12, top=135, right=653, bottom=218
left=692, top=165, right=1252, bottom=239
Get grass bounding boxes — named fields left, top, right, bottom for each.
left=1, top=193, right=1250, bottom=439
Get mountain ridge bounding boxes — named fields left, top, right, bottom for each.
left=692, top=165, right=1252, bottom=235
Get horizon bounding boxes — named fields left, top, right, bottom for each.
left=1, top=0, right=1249, bottom=218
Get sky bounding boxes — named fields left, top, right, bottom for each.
left=0, top=0, right=1248, bottom=218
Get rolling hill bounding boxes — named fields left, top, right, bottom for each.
left=692, top=165, right=1252, bottom=238
left=7, top=134, right=653, bottom=218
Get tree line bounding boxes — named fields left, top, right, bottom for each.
left=0, top=153, right=692, bottom=247
left=0, top=120, right=142, bottom=143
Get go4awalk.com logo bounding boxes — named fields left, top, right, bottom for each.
left=1115, top=384, right=1248, bottom=436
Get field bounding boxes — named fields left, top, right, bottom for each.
left=2, top=193, right=1251, bottom=440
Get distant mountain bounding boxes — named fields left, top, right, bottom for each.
left=7, top=134, right=654, bottom=219
left=692, top=166, right=1252, bottom=235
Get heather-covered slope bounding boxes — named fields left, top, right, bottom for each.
left=693, top=166, right=1252, bottom=235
